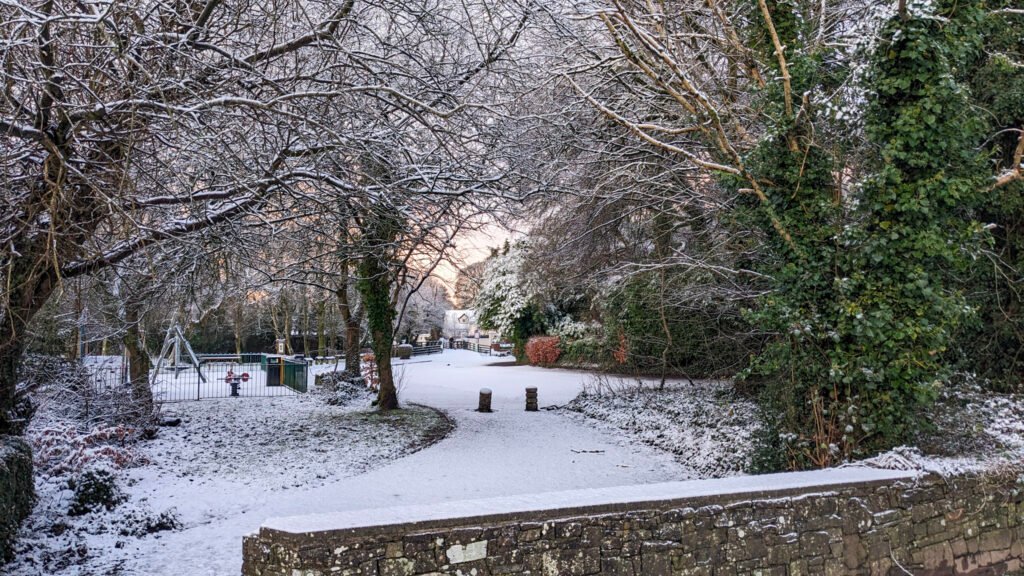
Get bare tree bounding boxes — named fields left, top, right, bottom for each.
left=0, top=0, right=377, bottom=433
left=0, top=0, right=545, bottom=428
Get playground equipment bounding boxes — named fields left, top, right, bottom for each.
left=145, top=322, right=308, bottom=400
left=152, top=323, right=206, bottom=383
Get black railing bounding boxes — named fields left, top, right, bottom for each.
left=411, top=342, right=443, bottom=356
left=452, top=339, right=491, bottom=354
left=449, top=339, right=513, bottom=355
left=156, top=355, right=308, bottom=401
left=85, top=354, right=309, bottom=403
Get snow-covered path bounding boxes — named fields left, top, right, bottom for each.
left=119, top=350, right=689, bottom=576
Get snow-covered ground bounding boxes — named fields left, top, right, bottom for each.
left=12, top=351, right=1022, bottom=576
left=10, top=378, right=447, bottom=576
left=562, top=372, right=1024, bottom=479
left=563, top=375, right=759, bottom=478
left=9, top=350, right=693, bottom=576
left=862, top=382, right=1024, bottom=475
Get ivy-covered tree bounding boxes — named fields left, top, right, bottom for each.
left=732, top=0, right=846, bottom=469
left=832, top=0, right=988, bottom=453
left=954, top=4, right=1024, bottom=390
left=355, top=202, right=403, bottom=410
left=739, top=0, right=994, bottom=468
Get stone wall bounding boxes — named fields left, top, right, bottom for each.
left=0, top=436, right=33, bottom=564
left=242, top=471, right=1024, bottom=576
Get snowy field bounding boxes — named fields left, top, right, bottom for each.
left=10, top=370, right=444, bottom=575
left=9, top=350, right=694, bottom=576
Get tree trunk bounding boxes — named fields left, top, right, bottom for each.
left=357, top=258, right=398, bottom=411
left=345, top=314, right=362, bottom=377
left=317, top=300, right=327, bottom=357
left=72, top=283, right=83, bottom=361
left=301, top=293, right=311, bottom=356
left=0, top=256, right=58, bottom=435
left=233, top=300, right=244, bottom=355
left=284, top=307, right=292, bottom=352
left=372, top=325, right=397, bottom=409
left=653, top=207, right=674, bottom=389
left=338, top=283, right=362, bottom=378
left=283, top=302, right=294, bottom=354
left=123, top=305, right=154, bottom=421
left=269, top=300, right=282, bottom=351
left=327, top=300, right=338, bottom=356
left=0, top=327, right=28, bottom=435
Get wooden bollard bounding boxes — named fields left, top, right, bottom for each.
left=525, top=387, right=538, bottom=412
left=478, top=388, right=492, bottom=413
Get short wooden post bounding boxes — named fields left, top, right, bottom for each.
left=525, top=387, right=538, bottom=412
left=478, top=388, right=492, bottom=413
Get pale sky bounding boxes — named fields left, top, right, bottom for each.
left=434, top=221, right=516, bottom=292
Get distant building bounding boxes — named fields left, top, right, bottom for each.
left=442, top=310, right=499, bottom=340
left=443, top=310, right=478, bottom=339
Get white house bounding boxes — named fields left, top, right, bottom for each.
left=442, top=309, right=480, bottom=339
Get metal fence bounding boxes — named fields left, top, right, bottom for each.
left=156, top=354, right=309, bottom=402
left=411, top=342, right=443, bottom=356
left=85, top=353, right=309, bottom=403
left=84, top=356, right=129, bottom=395
left=452, top=339, right=513, bottom=355
left=451, top=339, right=490, bottom=353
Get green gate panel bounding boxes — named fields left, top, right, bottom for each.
left=282, top=360, right=307, bottom=393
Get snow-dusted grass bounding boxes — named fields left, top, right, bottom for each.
left=144, top=396, right=448, bottom=489
left=856, top=381, right=1024, bottom=475
left=559, top=372, right=1024, bottom=479
left=983, top=394, right=1024, bottom=454
left=8, top=381, right=449, bottom=576
left=562, top=374, right=760, bottom=479
left=930, top=384, right=1024, bottom=457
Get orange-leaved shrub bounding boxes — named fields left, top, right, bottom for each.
left=612, top=330, right=628, bottom=365
left=525, top=336, right=561, bottom=365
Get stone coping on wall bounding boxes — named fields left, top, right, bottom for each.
left=258, top=467, right=918, bottom=539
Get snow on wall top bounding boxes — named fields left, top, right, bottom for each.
left=262, top=467, right=917, bottom=535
